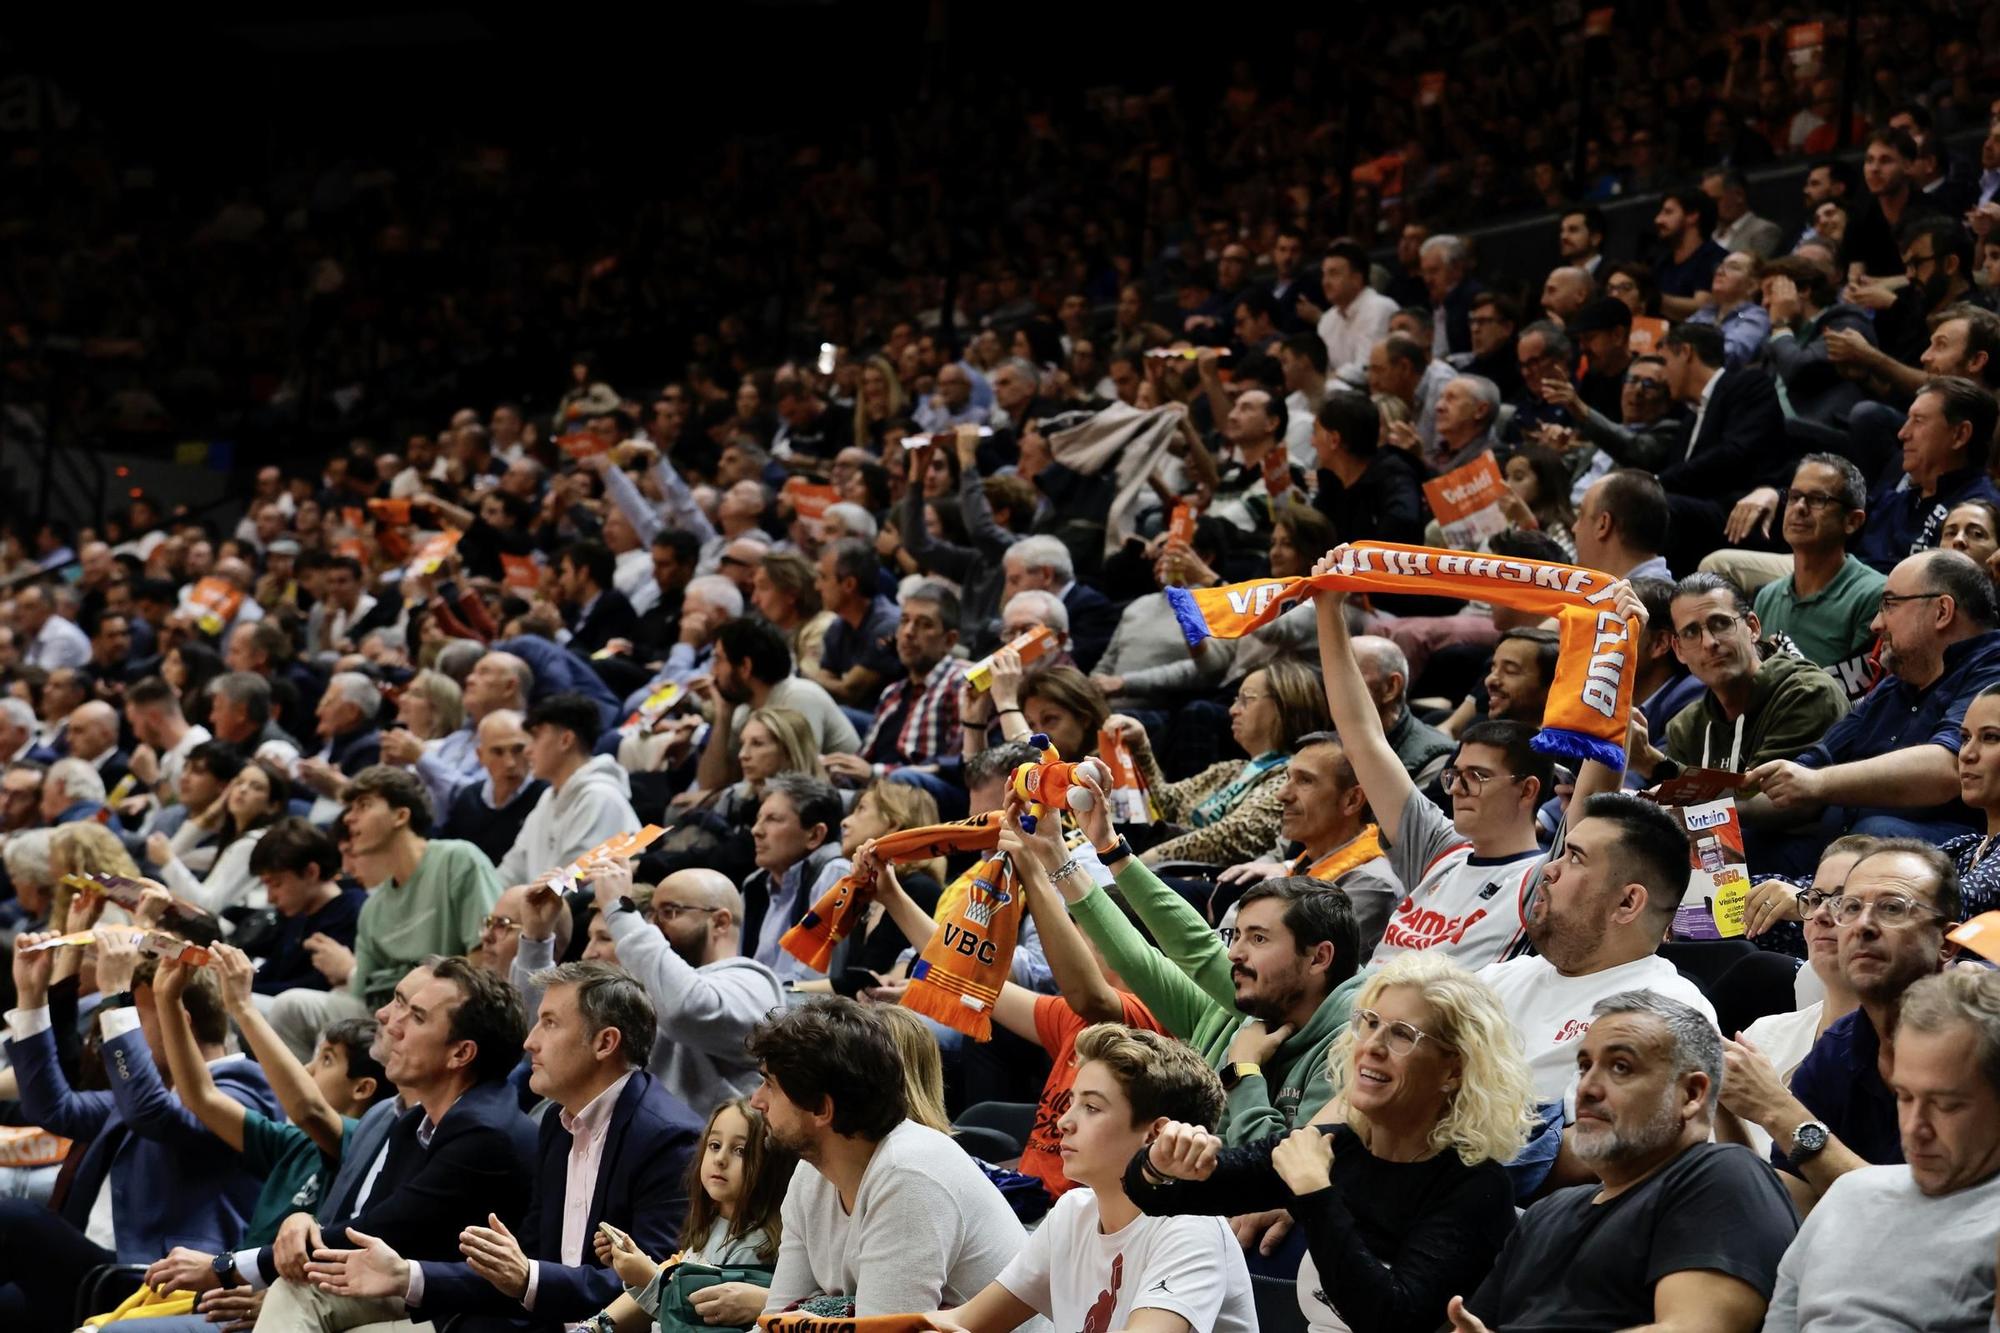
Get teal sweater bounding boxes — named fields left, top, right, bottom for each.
left=1067, top=857, right=1354, bottom=1144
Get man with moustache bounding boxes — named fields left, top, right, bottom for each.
left=1446, top=993, right=1798, bottom=1332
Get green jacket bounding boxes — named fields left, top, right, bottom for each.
left=1662, top=644, right=1850, bottom=774
left=1066, top=857, right=1353, bottom=1144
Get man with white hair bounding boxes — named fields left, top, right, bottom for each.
left=618, top=574, right=745, bottom=715
left=997, top=589, right=1072, bottom=660
left=1420, top=234, right=1485, bottom=358
left=64, top=701, right=128, bottom=793
left=821, top=501, right=879, bottom=546
left=1001, top=535, right=1114, bottom=672
left=1433, top=374, right=1504, bottom=471
left=0, top=699, right=39, bottom=767
left=14, top=586, right=90, bottom=671
left=295, top=672, right=384, bottom=809
left=41, top=756, right=106, bottom=825
left=1349, top=635, right=1456, bottom=780
left=990, top=358, right=1052, bottom=433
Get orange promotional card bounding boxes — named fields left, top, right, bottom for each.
left=1421, top=452, right=1511, bottom=549
left=782, top=477, right=840, bottom=523
left=499, top=553, right=542, bottom=592
left=559, top=431, right=610, bottom=460
left=187, top=576, right=245, bottom=636
left=1168, top=503, right=1195, bottom=548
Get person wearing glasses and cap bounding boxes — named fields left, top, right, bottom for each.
left=1717, top=838, right=1956, bottom=1213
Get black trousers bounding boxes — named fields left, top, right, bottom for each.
left=0, top=1198, right=116, bottom=1332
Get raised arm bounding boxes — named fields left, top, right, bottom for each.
left=214, top=943, right=346, bottom=1156
left=1003, top=805, right=1124, bottom=1023
left=591, top=453, right=667, bottom=546
left=150, top=957, right=247, bottom=1152
left=1312, top=556, right=1418, bottom=835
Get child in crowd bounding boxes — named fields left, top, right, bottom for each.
left=926, top=1023, right=1256, bottom=1333
left=591, top=1097, right=796, bottom=1333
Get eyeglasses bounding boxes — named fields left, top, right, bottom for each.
left=650, top=901, right=721, bottom=923
left=1879, top=591, right=1947, bottom=611
left=481, top=914, right=522, bottom=935
left=1235, top=689, right=1273, bottom=704
left=1783, top=489, right=1848, bottom=513
left=1826, top=893, right=1949, bottom=927
left=1674, top=613, right=1745, bottom=644
left=1351, top=1008, right=1449, bottom=1057
left=1441, top=766, right=1525, bottom=795
left=1795, top=886, right=1838, bottom=916
left=1628, top=377, right=1669, bottom=395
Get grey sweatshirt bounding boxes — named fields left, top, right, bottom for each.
left=496, top=754, right=641, bottom=885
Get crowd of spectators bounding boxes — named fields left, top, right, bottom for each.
left=1, top=12, right=1999, bottom=1333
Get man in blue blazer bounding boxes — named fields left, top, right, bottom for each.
left=0, top=930, right=280, bottom=1330
left=304, top=961, right=701, bottom=1330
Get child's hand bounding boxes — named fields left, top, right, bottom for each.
left=595, top=1222, right=661, bottom=1289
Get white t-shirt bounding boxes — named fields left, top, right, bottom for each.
left=1478, top=953, right=1719, bottom=1105
left=1737, top=1002, right=1825, bottom=1157
left=1373, top=796, right=1541, bottom=972
left=997, top=1188, right=1254, bottom=1333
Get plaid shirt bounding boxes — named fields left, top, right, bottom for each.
left=861, top=656, right=968, bottom=767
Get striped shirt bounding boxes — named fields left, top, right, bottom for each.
left=862, top=656, right=969, bottom=767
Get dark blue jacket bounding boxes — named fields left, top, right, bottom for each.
left=496, top=635, right=621, bottom=730
left=7, top=1021, right=279, bottom=1262
left=253, top=1092, right=404, bottom=1285
left=1061, top=582, right=1119, bottom=674
left=414, top=1071, right=701, bottom=1320
left=1857, top=462, right=2000, bottom=574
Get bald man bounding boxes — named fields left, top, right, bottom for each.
left=394, top=650, right=534, bottom=815
left=1541, top=266, right=1595, bottom=326
left=512, top=866, right=784, bottom=1116
left=436, top=709, right=547, bottom=867
left=63, top=701, right=129, bottom=792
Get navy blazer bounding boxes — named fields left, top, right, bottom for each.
left=323, top=1078, right=539, bottom=1263
left=1061, top=581, right=1118, bottom=674
left=252, top=1092, right=404, bottom=1285
left=414, top=1070, right=701, bottom=1320
left=7, top=1022, right=279, bottom=1263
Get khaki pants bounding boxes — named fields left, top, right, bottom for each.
left=253, top=1276, right=435, bottom=1333
left=1697, top=549, right=1793, bottom=597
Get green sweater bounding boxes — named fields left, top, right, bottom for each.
left=1067, top=857, right=1353, bottom=1144
left=349, top=838, right=501, bottom=1008
left=240, top=1108, right=358, bottom=1242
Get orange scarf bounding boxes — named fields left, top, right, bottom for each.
left=1294, top=824, right=1383, bottom=880
left=1167, top=541, right=1639, bottom=767
left=780, top=814, right=1002, bottom=973
left=900, top=850, right=1025, bottom=1042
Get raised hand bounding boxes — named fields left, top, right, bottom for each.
left=1147, top=1119, right=1223, bottom=1181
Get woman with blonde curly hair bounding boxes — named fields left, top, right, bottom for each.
left=1126, top=951, right=1536, bottom=1333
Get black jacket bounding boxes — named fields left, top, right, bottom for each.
left=567, top=588, right=641, bottom=657
left=1660, top=366, right=1792, bottom=502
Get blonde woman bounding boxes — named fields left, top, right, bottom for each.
left=853, top=356, right=909, bottom=457
left=672, top=707, right=827, bottom=825
left=875, top=1004, right=952, bottom=1134
left=1129, top=952, right=1536, bottom=1333
left=47, top=822, right=144, bottom=931
left=395, top=669, right=465, bottom=746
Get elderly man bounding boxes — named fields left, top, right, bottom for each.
left=615, top=574, right=744, bottom=717
left=437, top=709, right=546, bottom=867
left=15, top=585, right=90, bottom=671
left=1759, top=970, right=2000, bottom=1331
left=0, top=699, right=40, bottom=767
left=914, top=362, right=990, bottom=434
left=827, top=583, right=970, bottom=810
left=1746, top=550, right=2000, bottom=873
left=1430, top=374, right=1504, bottom=472
left=296, top=672, right=384, bottom=809
left=41, top=756, right=106, bottom=825
left=1540, top=265, right=1594, bottom=326
left=990, top=358, right=1054, bottom=435
left=1856, top=376, right=2000, bottom=575
left=1420, top=234, right=1485, bottom=358
left=63, top=701, right=129, bottom=793
left=1000, top=535, right=1114, bottom=674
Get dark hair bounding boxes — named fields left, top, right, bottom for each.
left=1760, top=253, right=1837, bottom=308
left=1919, top=548, right=2000, bottom=631
left=1917, top=376, right=2000, bottom=463
left=1849, top=837, right=1961, bottom=922
left=561, top=540, right=616, bottom=592
left=1236, top=878, right=1362, bottom=986
left=249, top=816, right=340, bottom=881
left=149, top=959, right=232, bottom=1046
left=1663, top=320, right=1726, bottom=370
left=342, top=764, right=435, bottom=836
left=1629, top=576, right=1677, bottom=644
left=1903, top=215, right=1974, bottom=286
left=1381, top=332, right=1430, bottom=373
left=1236, top=289, right=1281, bottom=328
left=524, top=691, right=603, bottom=750
left=1470, top=293, right=1521, bottom=328
left=1577, top=791, right=1692, bottom=922
left=1498, top=627, right=1561, bottom=685
left=1281, top=332, right=1329, bottom=375
left=760, top=772, right=842, bottom=846
left=746, top=997, right=906, bottom=1139
left=1507, top=444, right=1574, bottom=529
left=1867, top=127, right=1919, bottom=162
left=652, top=527, right=702, bottom=566
left=678, top=1099, right=795, bottom=1264
left=717, top=617, right=793, bottom=685
left=1661, top=185, right=1718, bottom=234
left=326, top=555, right=364, bottom=581
left=322, top=1017, right=394, bottom=1107
left=966, top=741, right=1039, bottom=791
left=183, top=739, right=245, bottom=786
left=1488, top=527, right=1569, bottom=564
left=124, top=675, right=180, bottom=712
left=1324, top=240, right=1372, bottom=276
left=1670, top=571, right=1752, bottom=619
left=427, top=955, right=530, bottom=1084
left=529, top=960, right=658, bottom=1070
left=1457, top=719, right=1556, bottom=800
left=1796, top=452, right=1868, bottom=511
left=1316, top=393, right=1381, bottom=457
left=1602, top=261, right=1661, bottom=315
left=1931, top=305, right=2000, bottom=390
left=853, top=462, right=892, bottom=511
left=1560, top=205, right=1607, bottom=239
left=826, top=537, right=875, bottom=596
left=901, top=581, right=962, bottom=631
left=1591, top=469, right=1672, bottom=555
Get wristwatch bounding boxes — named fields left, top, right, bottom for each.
left=1094, top=836, right=1135, bottom=863
left=1787, top=1119, right=1831, bottom=1167
left=1220, top=1062, right=1261, bottom=1091
left=612, top=895, right=641, bottom=917
left=211, top=1251, right=240, bottom=1287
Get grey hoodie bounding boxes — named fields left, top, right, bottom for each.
left=496, top=753, right=641, bottom=884
left=514, top=916, right=785, bottom=1117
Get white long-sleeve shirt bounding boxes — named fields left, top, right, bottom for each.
left=158, top=828, right=269, bottom=918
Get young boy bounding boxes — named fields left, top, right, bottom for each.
left=928, top=1024, right=1255, bottom=1333
left=141, top=942, right=394, bottom=1298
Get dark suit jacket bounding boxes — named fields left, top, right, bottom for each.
left=322, top=1078, right=538, bottom=1263
left=566, top=588, right=641, bottom=657
left=7, top=1023, right=278, bottom=1262
left=1061, top=582, right=1118, bottom=674
left=415, top=1071, right=701, bottom=1320
left=1659, top=366, right=1791, bottom=502
left=254, top=1093, right=404, bottom=1284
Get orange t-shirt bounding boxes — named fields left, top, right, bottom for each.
left=1022, top=992, right=1165, bottom=1199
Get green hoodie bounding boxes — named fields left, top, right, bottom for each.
left=1662, top=643, right=1850, bottom=775
left=1066, top=857, right=1354, bottom=1144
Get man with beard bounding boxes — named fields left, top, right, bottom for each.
left=1746, top=549, right=2000, bottom=874
left=688, top=618, right=858, bottom=798
left=514, top=861, right=783, bottom=1117
left=748, top=998, right=1028, bottom=1318
left=1716, top=839, right=1953, bottom=1212
left=1446, top=992, right=1797, bottom=1332
left=1475, top=793, right=1718, bottom=1194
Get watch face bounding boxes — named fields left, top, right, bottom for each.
left=1794, top=1122, right=1829, bottom=1153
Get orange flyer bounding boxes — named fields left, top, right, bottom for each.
left=1168, top=503, right=1195, bottom=548
left=1786, top=20, right=1824, bottom=66
left=367, top=498, right=412, bottom=526
left=1948, top=911, right=2000, bottom=963
left=1629, top=315, right=1670, bottom=355
left=967, top=624, right=1057, bottom=693
left=1099, top=727, right=1151, bottom=825
left=1418, top=71, right=1446, bottom=107
left=187, top=576, right=245, bottom=636
left=499, top=553, right=541, bottom=592
left=559, top=431, right=610, bottom=460
left=1261, top=448, right=1291, bottom=498
left=405, top=528, right=462, bottom=579
left=1422, top=451, right=1511, bottom=548
left=782, top=478, right=840, bottom=523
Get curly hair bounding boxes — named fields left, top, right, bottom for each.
left=1323, top=952, right=1538, bottom=1166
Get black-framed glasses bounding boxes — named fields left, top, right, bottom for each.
left=1783, top=489, right=1848, bottom=513
left=1879, top=591, right=1947, bottom=611
left=1675, top=613, right=1745, bottom=645
left=1351, top=1008, right=1450, bottom=1057
left=1826, top=893, right=1949, bottom=928
left=1795, top=887, right=1838, bottom=917
left=1628, top=377, right=1669, bottom=395
left=1441, top=766, right=1526, bottom=795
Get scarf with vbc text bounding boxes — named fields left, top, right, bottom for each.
left=901, top=849, right=1025, bottom=1042
left=1166, top=541, right=1640, bottom=767
left=780, top=814, right=1003, bottom=973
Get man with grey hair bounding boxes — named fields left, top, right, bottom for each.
left=1349, top=635, right=1455, bottom=780
left=1001, top=535, right=1114, bottom=672
left=1760, top=969, right=2000, bottom=1332
left=208, top=670, right=300, bottom=752
left=296, top=671, right=384, bottom=807
left=989, top=357, right=1048, bottom=433
left=1432, top=374, right=1503, bottom=471
left=822, top=501, right=879, bottom=546
left=1447, top=990, right=1798, bottom=1333
left=298, top=959, right=702, bottom=1325
left=41, top=756, right=106, bottom=825
left=0, top=698, right=40, bottom=766
left=1419, top=234, right=1484, bottom=358
left=616, top=574, right=745, bottom=716
left=997, top=589, right=1071, bottom=656
left=64, top=701, right=129, bottom=792
left=1510, top=320, right=1578, bottom=441
left=15, top=585, right=90, bottom=671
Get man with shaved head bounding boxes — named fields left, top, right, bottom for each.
left=513, top=864, right=783, bottom=1115
left=1540, top=266, right=1594, bottom=326
left=64, top=701, right=129, bottom=793
left=436, top=709, right=546, bottom=865
left=390, top=649, right=533, bottom=818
